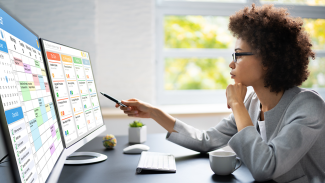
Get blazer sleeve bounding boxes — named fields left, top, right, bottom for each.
left=166, top=113, right=238, bottom=152
left=228, top=91, right=325, bottom=181
left=165, top=91, right=255, bottom=153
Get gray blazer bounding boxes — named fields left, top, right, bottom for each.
left=166, top=86, right=325, bottom=183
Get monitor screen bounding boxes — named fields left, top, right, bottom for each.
left=41, top=39, right=104, bottom=147
left=0, top=8, right=63, bottom=183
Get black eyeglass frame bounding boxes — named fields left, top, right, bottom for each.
left=232, top=52, right=254, bottom=63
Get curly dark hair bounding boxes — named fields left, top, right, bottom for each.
left=228, top=3, right=315, bottom=93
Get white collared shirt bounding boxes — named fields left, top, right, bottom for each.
left=258, top=119, right=267, bottom=142
left=258, top=105, right=267, bottom=142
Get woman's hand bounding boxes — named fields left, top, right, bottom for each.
left=226, top=83, right=247, bottom=109
left=116, top=99, right=177, bottom=132
left=115, top=98, right=153, bottom=118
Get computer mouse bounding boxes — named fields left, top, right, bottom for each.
left=123, top=144, right=150, bottom=154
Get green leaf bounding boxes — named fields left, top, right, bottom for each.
left=129, top=120, right=145, bottom=127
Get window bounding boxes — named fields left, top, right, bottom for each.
left=156, top=0, right=325, bottom=105
left=302, top=18, right=325, bottom=91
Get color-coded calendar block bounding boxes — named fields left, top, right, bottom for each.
left=28, top=82, right=35, bottom=91
left=38, top=75, right=45, bottom=90
left=73, top=57, right=82, bottom=64
left=34, top=107, right=43, bottom=126
left=41, top=68, right=46, bottom=76
left=45, top=104, right=50, bottom=112
left=50, top=143, right=55, bottom=155
left=32, top=74, right=40, bottom=86
left=50, top=125, right=56, bottom=138
left=31, top=125, right=41, bottom=144
left=46, top=51, right=60, bottom=61
left=23, top=64, right=32, bottom=74
left=29, top=119, right=38, bottom=131
left=61, top=55, right=72, bottom=63
left=56, top=129, right=60, bottom=140
left=20, top=81, right=31, bottom=101
left=34, top=137, right=42, bottom=151
left=44, top=82, right=50, bottom=92
left=41, top=112, right=48, bottom=123
left=34, top=60, right=40, bottom=68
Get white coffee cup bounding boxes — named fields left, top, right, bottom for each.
left=209, top=151, right=242, bottom=175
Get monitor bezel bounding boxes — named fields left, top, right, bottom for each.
left=0, top=3, right=66, bottom=183
left=39, top=38, right=106, bottom=152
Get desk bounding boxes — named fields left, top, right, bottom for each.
left=58, top=133, right=275, bottom=183
left=0, top=134, right=276, bottom=183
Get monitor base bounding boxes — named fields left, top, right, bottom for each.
left=65, top=152, right=107, bottom=165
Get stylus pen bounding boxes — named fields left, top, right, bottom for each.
left=100, top=92, right=128, bottom=107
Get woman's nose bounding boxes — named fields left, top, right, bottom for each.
left=229, top=60, right=235, bottom=69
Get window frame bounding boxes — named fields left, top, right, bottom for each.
left=156, top=0, right=325, bottom=105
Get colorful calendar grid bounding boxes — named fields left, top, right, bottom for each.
left=7, top=49, right=62, bottom=165
left=0, top=11, right=65, bottom=183
left=2, top=33, right=63, bottom=183
left=43, top=40, right=104, bottom=147
left=28, top=98, right=58, bottom=151
left=46, top=51, right=79, bottom=144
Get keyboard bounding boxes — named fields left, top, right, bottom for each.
left=136, top=152, right=176, bottom=173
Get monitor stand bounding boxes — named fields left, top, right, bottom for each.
left=65, top=152, right=107, bottom=165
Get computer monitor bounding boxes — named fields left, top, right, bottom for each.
left=0, top=5, right=66, bottom=183
left=39, top=39, right=106, bottom=164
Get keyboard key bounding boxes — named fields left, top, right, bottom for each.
left=163, top=156, right=169, bottom=170
left=158, top=156, right=163, bottom=169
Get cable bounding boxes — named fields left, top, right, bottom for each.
left=0, top=154, right=8, bottom=164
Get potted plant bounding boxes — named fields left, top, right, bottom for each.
left=128, top=120, right=147, bottom=144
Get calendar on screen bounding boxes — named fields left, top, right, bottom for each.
left=0, top=8, right=63, bottom=183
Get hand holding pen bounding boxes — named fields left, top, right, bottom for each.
left=100, top=92, right=152, bottom=118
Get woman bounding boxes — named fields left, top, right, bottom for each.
left=116, top=4, right=325, bottom=183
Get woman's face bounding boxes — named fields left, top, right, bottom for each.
left=229, top=38, right=266, bottom=87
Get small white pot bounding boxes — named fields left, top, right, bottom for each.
left=128, top=126, right=147, bottom=144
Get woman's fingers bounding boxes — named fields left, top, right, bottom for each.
left=121, top=100, right=139, bottom=107
left=119, top=104, right=140, bottom=114
left=127, top=114, right=139, bottom=117
left=120, top=106, right=130, bottom=110
left=123, top=110, right=138, bottom=114
left=118, top=99, right=149, bottom=118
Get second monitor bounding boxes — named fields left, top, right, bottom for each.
left=40, top=39, right=105, bottom=152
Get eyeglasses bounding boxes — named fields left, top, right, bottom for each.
left=232, top=52, right=254, bottom=63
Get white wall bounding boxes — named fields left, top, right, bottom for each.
left=95, top=0, right=156, bottom=107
